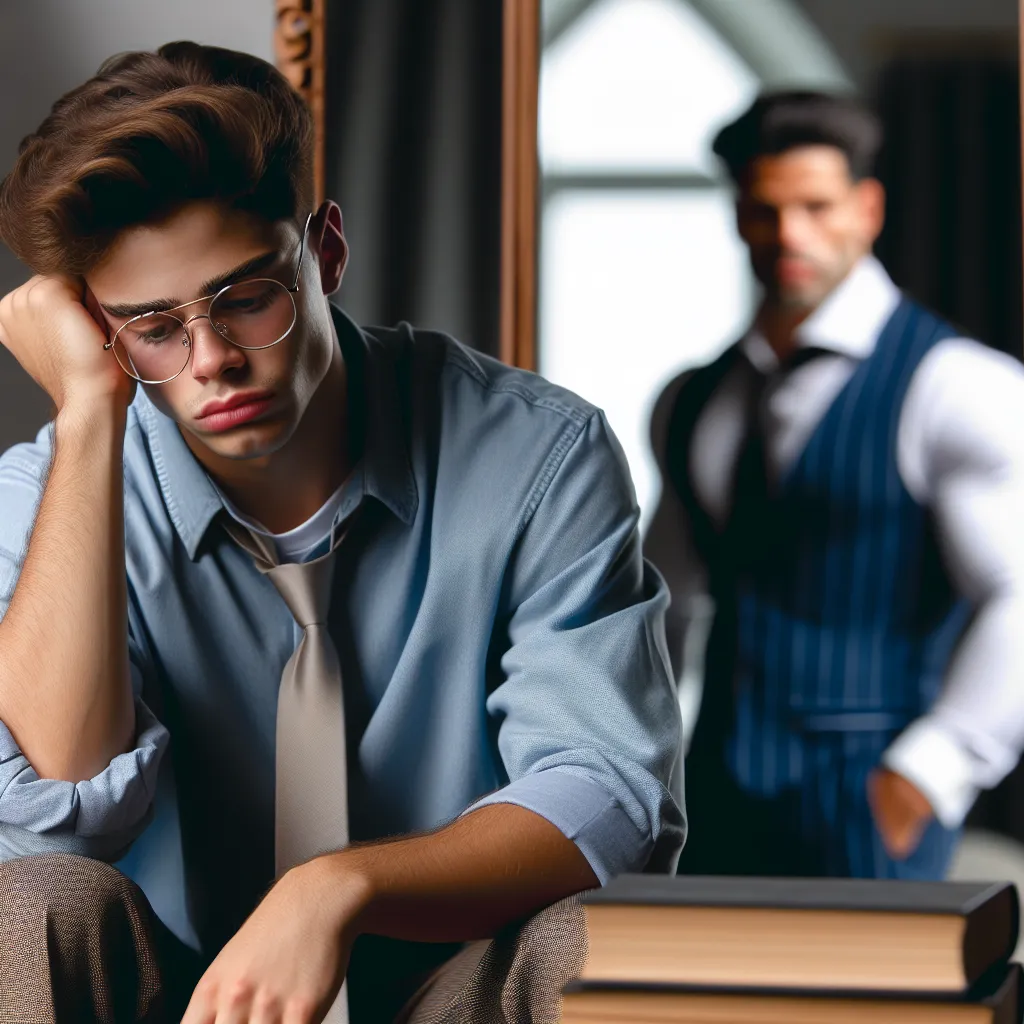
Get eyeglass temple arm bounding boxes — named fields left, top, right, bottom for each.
left=289, top=212, right=313, bottom=293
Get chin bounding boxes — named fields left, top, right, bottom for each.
left=195, top=417, right=298, bottom=462
left=776, top=283, right=827, bottom=311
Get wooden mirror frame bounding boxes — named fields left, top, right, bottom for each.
left=274, top=0, right=541, bottom=369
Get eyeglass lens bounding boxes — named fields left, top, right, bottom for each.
left=111, top=278, right=298, bottom=384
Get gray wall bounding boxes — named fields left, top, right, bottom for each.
left=793, top=0, right=1017, bottom=87
left=0, top=0, right=274, bottom=449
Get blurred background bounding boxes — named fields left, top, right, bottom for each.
left=0, top=0, right=1021, bottom=884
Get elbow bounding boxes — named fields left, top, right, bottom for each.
left=0, top=702, right=167, bottom=864
left=0, top=805, right=154, bottom=864
left=29, top=717, right=141, bottom=786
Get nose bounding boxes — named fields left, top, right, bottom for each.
left=187, top=315, right=247, bottom=381
left=777, top=207, right=809, bottom=251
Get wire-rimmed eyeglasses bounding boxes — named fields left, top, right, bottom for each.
left=103, top=213, right=312, bottom=385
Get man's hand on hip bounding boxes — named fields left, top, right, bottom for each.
left=868, top=766, right=935, bottom=860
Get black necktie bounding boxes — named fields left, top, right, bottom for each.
left=725, top=346, right=834, bottom=574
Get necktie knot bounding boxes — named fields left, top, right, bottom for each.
left=221, top=515, right=337, bottom=628
left=265, top=557, right=335, bottom=629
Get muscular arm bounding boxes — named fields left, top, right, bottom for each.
left=0, top=276, right=136, bottom=782
left=882, top=340, right=1024, bottom=830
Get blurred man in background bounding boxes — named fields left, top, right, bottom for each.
left=647, top=91, right=1024, bottom=879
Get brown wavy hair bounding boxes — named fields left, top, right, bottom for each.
left=0, top=41, right=314, bottom=275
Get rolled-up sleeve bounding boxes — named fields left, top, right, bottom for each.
left=0, top=434, right=169, bottom=862
left=470, top=410, right=686, bottom=881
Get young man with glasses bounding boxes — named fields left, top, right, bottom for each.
left=0, top=43, right=683, bottom=1023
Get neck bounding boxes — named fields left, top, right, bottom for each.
left=200, top=343, right=351, bottom=534
left=755, top=303, right=813, bottom=362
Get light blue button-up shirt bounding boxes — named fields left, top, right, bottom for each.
left=0, top=308, right=684, bottom=955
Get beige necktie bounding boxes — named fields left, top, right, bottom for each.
left=224, top=519, right=350, bottom=1023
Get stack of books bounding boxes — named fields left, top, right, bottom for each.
left=562, top=875, right=1021, bottom=1022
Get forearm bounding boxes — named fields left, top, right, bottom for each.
left=319, top=804, right=599, bottom=944
left=0, top=399, right=134, bottom=781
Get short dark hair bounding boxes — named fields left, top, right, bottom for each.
left=712, top=90, right=882, bottom=183
left=0, top=41, right=314, bottom=276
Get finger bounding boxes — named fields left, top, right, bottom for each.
left=879, top=809, right=924, bottom=860
left=210, top=978, right=264, bottom=1024
left=887, top=828, right=915, bottom=861
left=179, top=988, right=217, bottom=1024
left=81, top=281, right=111, bottom=341
left=214, top=1002, right=257, bottom=1024
left=282, top=994, right=320, bottom=1024
left=248, top=990, right=286, bottom=1024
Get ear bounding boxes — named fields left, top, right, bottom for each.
left=310, top=200, right=349, bottom=296
left=856, top=178, right=886, bottom=247
left=734, top=197, right=751, bottom=245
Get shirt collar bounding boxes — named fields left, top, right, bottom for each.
left=740, top=255, right=901, bottom=373
left=138, top=304, right=418, bottom=561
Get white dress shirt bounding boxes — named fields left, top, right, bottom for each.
left=647, top=255, right=1024, bottom=829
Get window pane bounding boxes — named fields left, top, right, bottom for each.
left=539, top=0, right=758, bottom=174
left=538, top=190, right=754, bottom=528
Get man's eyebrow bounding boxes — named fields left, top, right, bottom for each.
left=100, top=251, right=280, bottom=320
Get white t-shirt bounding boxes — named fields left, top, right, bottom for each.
left=217, top=481, right=348, bottom=563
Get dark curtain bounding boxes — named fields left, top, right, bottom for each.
left=322, top=0, right=504, bottom=357
left=875, top=51, right=1022, bottom=358
left=876, top=51, right=1024, bottom=843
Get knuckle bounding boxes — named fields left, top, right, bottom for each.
left=286, top=993, right=318, bottom=1021
left=24, top=275, right=48, bottom=298
left=251, top=988, right=283, bottom=1016
left=224, top=975, right=256, bottom=1007
left=191, top=975, right=218, bottom=1002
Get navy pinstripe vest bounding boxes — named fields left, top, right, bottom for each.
left=671, top=298, right=972, bottom=797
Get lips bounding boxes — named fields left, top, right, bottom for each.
left=196, top=390, right=275, bottom=421
left=195, top=390, right=277, bottom=432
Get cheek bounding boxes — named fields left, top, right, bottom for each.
left=823, top=208, right=866, bottom=250
left=290, top=324, right=335, bottom=389
left=245, top=343, right=294, bottom=386
left=142, top=379, right=197, bottom=420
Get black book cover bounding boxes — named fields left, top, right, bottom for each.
left=585, top=875, right=1016, bottom=917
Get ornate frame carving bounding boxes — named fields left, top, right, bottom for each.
left=274, top=0, right=327, bottom=204
left=500, top=0, right=541, bottom=370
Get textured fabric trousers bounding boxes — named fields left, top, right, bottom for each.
left=0, top=854, right=587, bottom=1024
